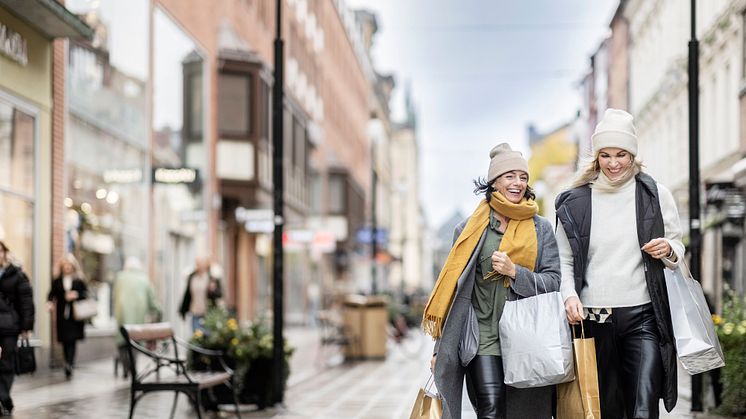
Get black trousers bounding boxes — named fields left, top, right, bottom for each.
left=465, top=355, right=506, bottom=419
left=62, top=340, right=77, bottom=367
left=582, top=303, right=663, bottom=419
left=0, top=335, right=17, bottom=410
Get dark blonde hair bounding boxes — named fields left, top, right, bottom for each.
left=53, top=253, right=86, bottom=280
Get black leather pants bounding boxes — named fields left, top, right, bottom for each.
left=582, top=303, right=663, bottom=419
left=465, top=355, right=506, bottom=419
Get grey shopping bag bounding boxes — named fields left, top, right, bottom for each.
left=499, top=276, right=574, bottom=388
left=664, top=263, right=725, bottom=375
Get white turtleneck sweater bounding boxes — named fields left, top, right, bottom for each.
left=557, top=175, right=685, bottom=308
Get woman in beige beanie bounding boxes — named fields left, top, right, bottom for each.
left=555, top=108, right=685, bottom=417
left=425, top=143, right=561, bottom=418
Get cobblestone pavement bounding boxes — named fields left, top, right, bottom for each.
left=6, top=327, right=725, bottom=418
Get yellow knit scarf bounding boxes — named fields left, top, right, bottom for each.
left=422, top=192, right=539, bottom=338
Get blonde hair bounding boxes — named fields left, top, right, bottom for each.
left=570, top=151, right=644, bottom=189
left=54, top=253, right=86, bottom=280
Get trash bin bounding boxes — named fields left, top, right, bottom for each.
left=342, top=294, right=388, bottom=359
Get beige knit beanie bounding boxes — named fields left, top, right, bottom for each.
left=592, top=108, right=638, bottom=156
left=487, top=143, right=529, bottom=181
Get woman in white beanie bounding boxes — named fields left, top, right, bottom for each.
left=555, top=108, right=684, bottom=418
left=425, top=143, right=561, bottom=418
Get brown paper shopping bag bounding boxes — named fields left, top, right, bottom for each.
left=409, top=375, right=443, bottom=419
left=557, top=323, right=601, bottom=419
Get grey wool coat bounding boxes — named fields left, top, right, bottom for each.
left=432, top=214, right=561, bottom=419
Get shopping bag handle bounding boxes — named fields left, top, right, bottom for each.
left=571, top=320, right=587, bottom=340
left=675, top=257, right=694, bottom=280
left=530, top=272, right=548, bottom=297
left=424, top=373, right=434, bottom=390
left=423, top=373, right=440, bottom=398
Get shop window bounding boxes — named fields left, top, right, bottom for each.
left=218, top=73, right=251, bottom=136
left=261, top=80, right=270, bottom=140
left=293, top=117, right=305, bottom=170
left=0, top=99, right=35, bottom=274
left=283, top=106, right=293, bottom=163
left=309, top=170, right=321, bottom=214
left=186, top=71, right=203, bottom=138
left=329, top=174, right=346, bottom=214
left=0, top=104, right=35, bottom=196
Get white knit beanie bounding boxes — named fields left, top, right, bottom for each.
left=487, top=143, right=529, bottom=181
left=592, top=108, right=638, bottom=156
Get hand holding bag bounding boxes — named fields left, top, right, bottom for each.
left=408, top=375, right=442, bottom=419
left=499, top=274, right=574, bottom=388
left=664, top=261, right=725, bottom=375
left=15, top=337, right=36, bottom=375
left=557, top=323, right=600, bottom=419
left=72, top=298, right=98, bottom=321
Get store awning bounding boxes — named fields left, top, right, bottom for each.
left=0, top=0, right=92, bottom=40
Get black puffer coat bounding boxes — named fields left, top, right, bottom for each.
left=0, top=264, right=35, bottom=336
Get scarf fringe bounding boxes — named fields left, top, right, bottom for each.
left=422, top=314, right=444, bottom=339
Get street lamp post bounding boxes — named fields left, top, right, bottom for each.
left=272, top=0, right=285, bottom=405
left=688, top=0, right=703, bottom=411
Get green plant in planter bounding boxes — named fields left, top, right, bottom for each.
left=714, top=290, right=746, bottom=416
left=190, top=307, right=294, bottom=408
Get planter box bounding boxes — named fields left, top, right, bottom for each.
left=190, top=352, right=288, bottom=410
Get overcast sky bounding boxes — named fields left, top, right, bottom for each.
left=346, top=0, right=618, bottom=227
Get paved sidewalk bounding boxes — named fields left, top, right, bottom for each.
left=8, top=327, right=730, bottom=418
left=10, top=325, right=327, bottom=418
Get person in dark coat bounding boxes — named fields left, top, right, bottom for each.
left=0, top=240, right=34, bottom=416
left=425, top=143, right=562, bottom=418
left=47, top=254, right=88, bottom=379
left=179, top=257, right=222, bottom=332
left=555, top=109, right=684, bottom=418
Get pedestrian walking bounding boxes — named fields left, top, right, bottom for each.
left=424, top=143, right=561, bottom=419
left=0, top=240, right=34, bottom=416
left=113, top=256, right=161, bottom=376
left=47, top=254, right=88, bottom=379
left=555, top=108, right=684, bottom=418
left=179, top=256, right=222, bottom=332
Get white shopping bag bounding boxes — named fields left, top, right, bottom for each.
left=664, top=264, right=725, bottom=375
left=499, top=281, right=574, bottom=388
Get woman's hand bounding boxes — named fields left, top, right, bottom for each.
left=46, top=302, right=54, bottom=311
left=641, top=238, right=673, bottom=260
left=491, top=251, right=516, bottom=278
left=430, top=355, right=436, bottom=373
left=64, top=290, right=79, bottom=302
left=565, top=296, right=584, bottom=324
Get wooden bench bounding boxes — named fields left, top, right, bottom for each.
left=120, top=323, right=241, bottom=419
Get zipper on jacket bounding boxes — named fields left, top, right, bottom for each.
left=561, top=205, right=585, bottom=268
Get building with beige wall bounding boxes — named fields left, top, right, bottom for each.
left=0, top=1, right=91, bottom=367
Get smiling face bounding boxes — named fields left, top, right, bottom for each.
left=493, top=170, right=528, bottom=204
left=598, top=147, right=633, bottom=181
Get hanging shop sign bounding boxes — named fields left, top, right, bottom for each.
left=0, top=22, right=28, bottom=66
left=103, top=168, right=143, bottom=184
left=152, top=167, right=199, bottom=185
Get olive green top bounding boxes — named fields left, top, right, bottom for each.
left=472, top=211, right=508, bottom=356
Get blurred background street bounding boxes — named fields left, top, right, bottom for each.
left=0, top=0, right=744, bottom=417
